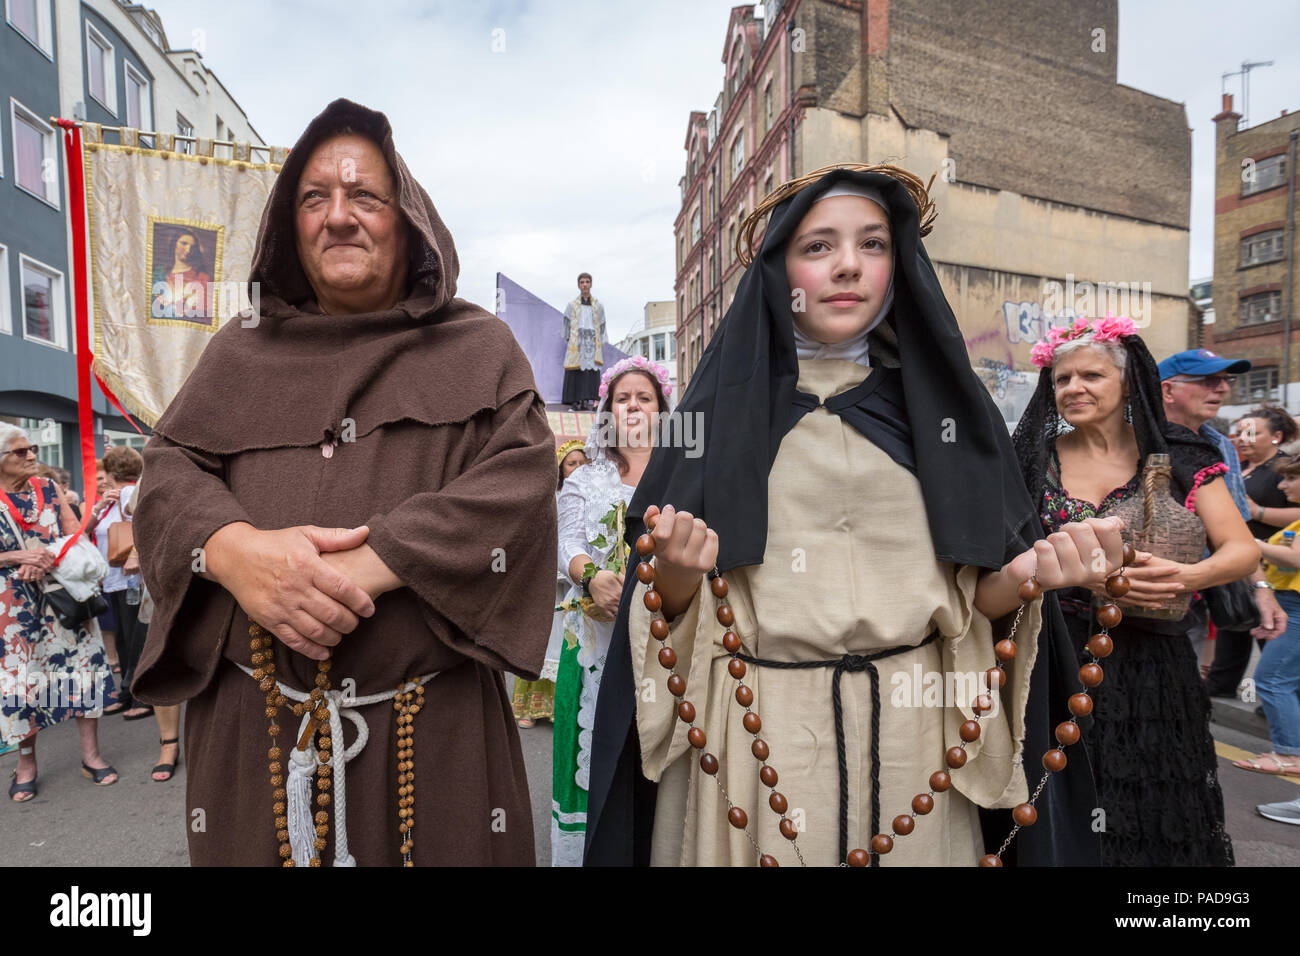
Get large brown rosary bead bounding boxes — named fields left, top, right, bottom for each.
left=716, top=605, right=735, bottom=628
left=994, top=639, right=1017, bottom=662
left=710, top=576, right=729, bottom=599
left=1078, top=663, right=1104, bottom=688
left=760, top=765, right=778, bottom=788
left=1042, top=748, right=1068, bottom=772
left=722, top=630, right=742, bottom=653
left=1096, top=603, right=1122, bottom=629
left=1018, top=578, right=1042, bottom=602
left=751, top=738, right=770, bottom=761
left=985, top=666, right=1007, bottom=692
left=743, top=712, right=762, bottom=734
left=643, top=590, right=662, bottom=613
left=1122, top=543, right=1138, bottom=566
left=700, top=753, right=719, bottom=775
left=1105, top=574, right=1131, bottom=598
left=636, top=562, right=655, bottom=584
left=893, top=814, right=915, bottom=836
left=1012, top=803, right=1038, bottom=827
left=728, top=658, right=747, bottom=680
left=658, top=647, right=677, bottom=669
left=759, top=854, right=779, bottom=868
left=735, top=684, right=754, bottom=708
left=635, top=534, right=655, bottom=556
left=972, top=694, right=994, bottom=715
left=1067, top=693, right=1094, bottom=717
left=728, top=806, right=748, bottom=829
left=677, top=701, right=696, bottom=723
left=1055, top=720, right=1080, bottom=746
left=978, top=854, right=1003, bottom=867
left=846, top=848, right=869, bottom=867
left=687, top=727, right=707, bottom=749
left=945, top=746, right=968, bottom=769
left=1087, top=633, right=1114, bottom=658
left=870, top=834, right=893, bottom=855
left=959, top=720, right=981, bottom=742
left=780, top=818, right=799, bottom=841
left=666, top=674, right=686, bottom=697
left=769, top=791, right=788, bottom=814
left=650, top=618, right=669, bottom=642
left=912, top=793, right=934, bottom=815
left=929, top=770, right=951, bottom=792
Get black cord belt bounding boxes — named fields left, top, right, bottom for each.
left=736, top=629, right=941, bottom=866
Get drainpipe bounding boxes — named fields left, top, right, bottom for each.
left=1284, top=128, right=1298, bottom=410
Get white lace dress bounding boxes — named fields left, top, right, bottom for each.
left=551, top=457, right=636, bottom=866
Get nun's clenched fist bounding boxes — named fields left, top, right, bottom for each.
left=642, top=504, right=720, bottom=620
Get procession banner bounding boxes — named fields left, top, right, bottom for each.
left=79, top=127, right=287, bottom=427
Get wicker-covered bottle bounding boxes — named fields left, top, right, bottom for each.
left=1100, top=453, right=1205, bottom=621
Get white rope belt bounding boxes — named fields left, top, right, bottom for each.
left=239, top=664, right=439, bottom=867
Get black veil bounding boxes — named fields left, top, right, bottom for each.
left=585, top=167, right=1101, bottom=866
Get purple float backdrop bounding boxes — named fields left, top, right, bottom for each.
left=495, top=272, right=628, bottom=406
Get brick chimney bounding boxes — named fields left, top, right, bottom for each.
left=1212, top=92, right=1241, bottom=126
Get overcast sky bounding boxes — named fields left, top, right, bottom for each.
left=146, top=0, right=1300, bottom=343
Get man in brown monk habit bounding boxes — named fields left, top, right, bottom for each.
left=131, top=99, right=557, bottom=866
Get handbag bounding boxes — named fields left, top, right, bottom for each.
left=2, top=504, right=108, bottom=631
left=1203, top=578, right=1262, bottom=632
left=107, top=519, right=135, bottom=567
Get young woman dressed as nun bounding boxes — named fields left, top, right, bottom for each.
left=584, top=165, right=1121, bottom=867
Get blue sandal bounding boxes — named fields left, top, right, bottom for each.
left=9, top=770, right=37, bottom=802
left=81, top=762, right=118, bottom=786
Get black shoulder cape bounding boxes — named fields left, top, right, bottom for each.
left=585, top=168, right=1101, bottom=866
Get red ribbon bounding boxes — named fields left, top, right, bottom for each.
left=0, top=476, right=46, bottom=532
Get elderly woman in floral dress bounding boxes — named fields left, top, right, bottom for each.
left=1, top=423, right=118, bottom=801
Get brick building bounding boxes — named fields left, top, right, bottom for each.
left=672, top=0, right=1192, bottom=421
left=1202, top=92, right=1299, bottom=414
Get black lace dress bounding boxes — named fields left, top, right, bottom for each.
left=1041, top=449, right=1234, bottom=867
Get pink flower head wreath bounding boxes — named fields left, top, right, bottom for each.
left=598, top=354, right=674, bottom=401
left=1029, top=314, right=1139, bottom=369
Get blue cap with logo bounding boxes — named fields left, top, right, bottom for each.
left=1157, top=349, right=1252, bottom=380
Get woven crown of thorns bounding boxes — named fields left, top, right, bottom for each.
left=735, top=163, right=938, bottom=268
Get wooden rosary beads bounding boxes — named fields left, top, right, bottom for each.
left=636, top=518, right=804, bottom=867
left=636, top=518, right=1136, bottom=868
left=394, top=683, right=424, bottom=867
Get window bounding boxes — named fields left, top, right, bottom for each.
left=731, top=132, right=745, bottom=179
left=764, top=169, right=774, bottom=196
left=86, top=23, right=116, bottom=114
left=0, top=244, right=10, bottom=333
left=652, top=333, right=667, bottom=362
left=176, top=111, right=195, bottom=154
left=691, top=206, right=701, bottom=244
left=1242, top=154, right=1287, bottom=197
left=1240, top=229, right=1284, bottom=267
left=1240, top=289, right=1282, bottom=325
left=123, top=63, right=151, bottom=134
left=1233, top=367, right=1279, bottom=404
left=765, top=81, right=773, bottom=129
left=7, top=0, right=52, bottom=56
left=19, top=254, right=66, bottom=348
left=729, top=39, right=743, bottom=97
left=11, top=101, right=58, bottom=206
left=708, top=182, right=716, bottom=216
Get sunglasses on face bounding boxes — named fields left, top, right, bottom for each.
left=1173, top=374, right=1234, bottom=389
left=4, top=445, right=39, bottom=459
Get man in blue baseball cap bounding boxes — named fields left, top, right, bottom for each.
left=1159, top=348, right=1287, bottom=691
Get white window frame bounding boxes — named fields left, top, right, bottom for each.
left=85, top=21, right=117, bottom=116
left=0, top=244, right=11, bottom=334
left=124, top=61, right=151, bottom=133
left=5, top=0, right=54, bottom=59
left=10, top=99, right=59, bottom=208
left=18, top=252, right=67, bottom=350
left=731, top=130, right=745, bottom=179
left=1242, top=154, right=1286, bottom=198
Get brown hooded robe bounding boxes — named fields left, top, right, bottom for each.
left=132, top=100, right=557, bottom=866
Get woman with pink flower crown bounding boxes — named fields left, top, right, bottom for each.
left=551, top=356, right=672, bottom=865
left=1014, top=317, right=1258, bottom=865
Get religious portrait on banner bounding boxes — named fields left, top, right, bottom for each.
left=146, top=217, right=223, bottom=328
